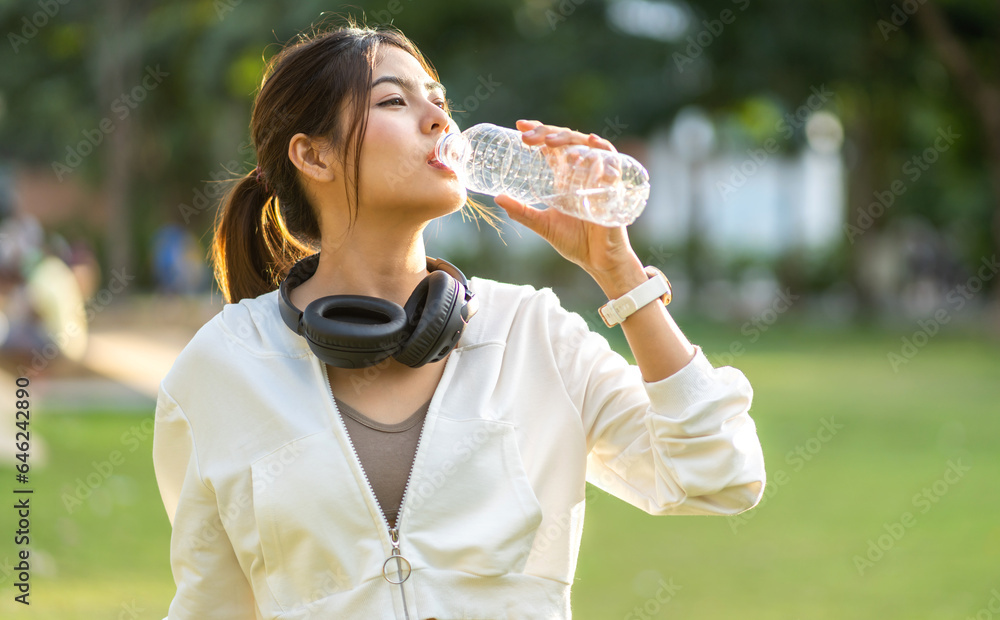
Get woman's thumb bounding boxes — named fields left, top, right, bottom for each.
left=496, top=194, right=544, bottom=234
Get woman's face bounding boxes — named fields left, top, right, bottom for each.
left=351, top=46, right=466, bottom=222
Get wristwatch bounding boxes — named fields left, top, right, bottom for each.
left=598, top=266, right=672, bottom=328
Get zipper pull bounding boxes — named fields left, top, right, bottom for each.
left=383, top=526, right=411, bottom=584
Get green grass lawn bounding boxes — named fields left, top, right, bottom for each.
left=1, top=320, right=997, bottom=619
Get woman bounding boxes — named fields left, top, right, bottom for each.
left=152, top=19, right=766, bottom=620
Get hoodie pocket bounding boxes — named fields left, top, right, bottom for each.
left=401, top=415, right=544, bottom=577
left=250, top=429, right=386, bottom=611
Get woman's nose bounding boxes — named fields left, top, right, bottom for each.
left=422, top=101, right=452, bottom=135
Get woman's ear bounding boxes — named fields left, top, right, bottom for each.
left=288, top=133, right=339, bottom=183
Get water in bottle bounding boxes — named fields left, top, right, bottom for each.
left=433, top=123, right=650, bottom=227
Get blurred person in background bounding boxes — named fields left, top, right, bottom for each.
left=153, top=223, right=209, bottom=296
left=0, top=209, right=50, bottom=361
left=0, top=188, right=89, bottom=369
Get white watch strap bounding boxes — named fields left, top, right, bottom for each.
left=599, top=270, right=670, bottom=327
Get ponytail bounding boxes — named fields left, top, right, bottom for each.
left=209, top=170, right=314, bottom=305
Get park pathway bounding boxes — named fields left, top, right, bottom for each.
left=0, top=293, right=224, bottom=466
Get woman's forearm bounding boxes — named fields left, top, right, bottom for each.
left=587, top=254, right=697, bottom=383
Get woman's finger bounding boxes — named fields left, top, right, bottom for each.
left=587, top=132, right=618, bottom=153
left=524, top=123, right=616, bottom=153
left=517, top=120, right=575, bottom=146
left=544, top=130, right=579, bottom=145
left=515, top=119, right=543, bottom=129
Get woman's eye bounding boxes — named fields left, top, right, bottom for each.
left=377, top=96, right=448, bottom=110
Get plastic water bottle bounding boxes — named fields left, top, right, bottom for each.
left=434, top=123, right=650, bottom=227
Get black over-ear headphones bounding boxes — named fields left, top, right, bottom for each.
left=278, top=252, right=479, bottom=369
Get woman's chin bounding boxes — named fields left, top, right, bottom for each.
left=433, top=186, right=468, bottom=214
left=404, top=188, right=467, bottom=220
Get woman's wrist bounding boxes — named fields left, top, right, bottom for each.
left=587, top=254, right=648, bottom=300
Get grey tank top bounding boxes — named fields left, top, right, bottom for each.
left=333, top=395, right=431, bottom=529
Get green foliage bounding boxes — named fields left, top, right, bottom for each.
left=0, top=0, right=997, bottom=286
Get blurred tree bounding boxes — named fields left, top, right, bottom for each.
left=0, top=0, right=996, bottom=316
left=912, top=0, right=1000, bottom=280
left=577, top=0, right=997, bottom=315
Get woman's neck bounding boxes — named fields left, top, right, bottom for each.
left=292, top=221, right=431, bottom=310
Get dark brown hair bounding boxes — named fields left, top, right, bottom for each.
left=210, top=17, right=502, bottom=304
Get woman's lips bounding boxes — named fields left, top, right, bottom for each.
left=426, top=144, right=455, bottom=173
left=428, top=158, right=454, bottom=173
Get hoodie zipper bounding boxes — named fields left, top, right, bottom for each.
left=322, top=361, right=436, bottom=620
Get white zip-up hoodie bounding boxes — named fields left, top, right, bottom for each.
left=153, top=275, right=766, bottom=619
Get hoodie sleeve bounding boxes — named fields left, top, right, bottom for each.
left=152, top=383, right=257, bottom=619
left=542, top=288, right=766, bottom=516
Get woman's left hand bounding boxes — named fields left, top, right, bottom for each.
left=494, top=119, right=642, bottom=279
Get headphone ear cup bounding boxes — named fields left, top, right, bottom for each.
left=301, top=295, right=410, bottom=369
left=394, top=271, right=464, bottom=368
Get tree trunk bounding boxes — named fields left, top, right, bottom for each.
left=98, top=0, right=137, bottom=292
left=844, top=102, right=879, bottom=322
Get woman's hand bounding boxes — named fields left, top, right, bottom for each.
left=498, top=121, right=696, bottom=381
left=494, top=119, right=643, bottom=281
